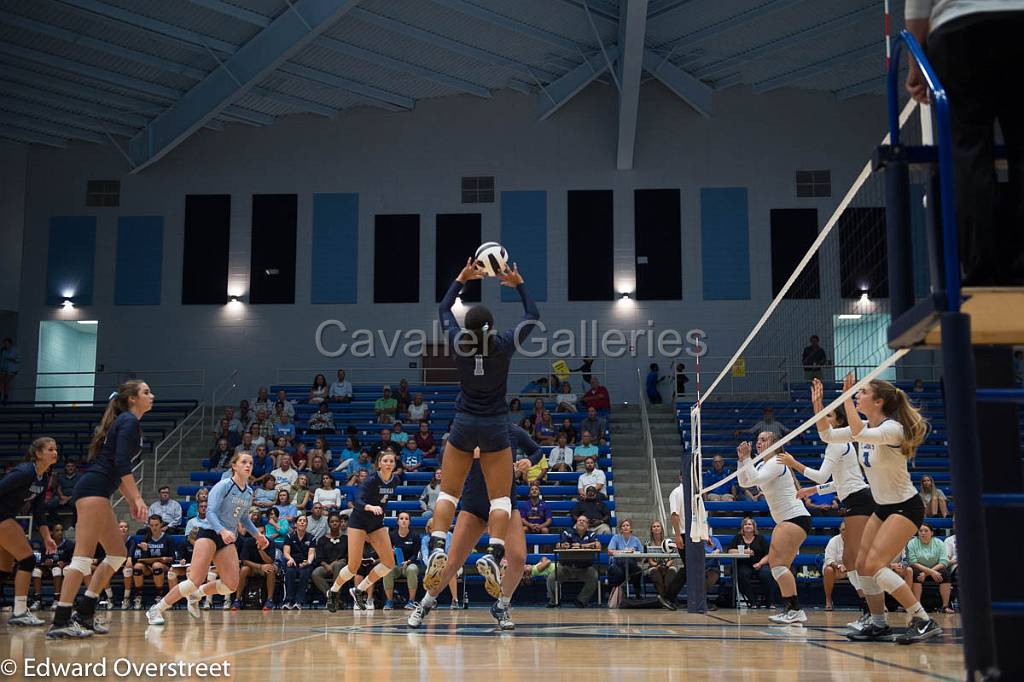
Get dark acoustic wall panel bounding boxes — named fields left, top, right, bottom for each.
left=182, top=194, right=230, bottom=305
left=374, top=214, right=420, bottom=303
left=838, top=207, right=889, bottom=299
left=435, top=213, right=481, bottom=303
left=635, top=189, right=682, bottom=300
left=769, top=208, right=820, bottom=298
left=250, top=194, right=297, bottom=304
left=567, top=190, right=614, bottom=301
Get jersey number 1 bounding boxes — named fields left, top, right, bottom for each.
left=862, top=451, right=871, bottom=468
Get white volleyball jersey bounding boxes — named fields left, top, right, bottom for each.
left=819, top=419, right=918, bottom=505
left=801, top=442, right=871, bottom=502
left=737, top=456, right=809, bottom=524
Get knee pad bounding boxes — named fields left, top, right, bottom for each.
left=179, top=580, right=199, bottom=598
left=859, top=574, right=883, bottom=596
left=123, top=566, right=133, bottom=578
left=488, top=496, right=512, bottom=516
left=69, top=555, right=93, bottom=576
left=372, top=563, right=390, bottom=578
left=102, top=555, right=127, bottom=572
left=873, top=566, right=905, bottom=594
left=52, top=567, right=62, bottom=578
left=207, top=571, right=217, bottom=584
left=151, top=567, right=165, bottom=576
left=133, top=567, right=145, bottom=576
left=847, top=570, right=861, bottom=591
left=32, top=568, right=42, bottom=579
left=438, top=492, right=460, bottom=507
left=770, top=565, right=790, bottom=581
left=214, top=580, right=234, bottom=596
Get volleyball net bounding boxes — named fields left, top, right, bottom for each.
left=688, top=98, right=926, bottom=542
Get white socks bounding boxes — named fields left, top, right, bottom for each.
left=329, top=566, right=354, bottom=593
left=13, top=596, right=27, bottom=615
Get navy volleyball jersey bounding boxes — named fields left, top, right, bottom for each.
left=354, top=471, right=403, bottom=512
left=463, top=424, right=544, bottom=499
left=90, top=412, right=142, bottom=485
left=439, top=280, right=539, bottom=417
left=140, top=532, right=175, bottom=560
left=0, top=461, right=50, bottom=528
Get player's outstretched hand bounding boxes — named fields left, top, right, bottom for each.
left=842, top=371, right=856, bottom=394
left=810, top=378, right=823, bottom=406
left=457, top=258, right=484, bottom=284
left=796, top=486, right=817, bottom=501
left=736, top=441, right=751, bottom=460
left=499, top=263, right=523, bottom=288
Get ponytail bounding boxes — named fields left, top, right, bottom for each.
left=26, top=437, right=56, bottom=463
left=89, top=380, right=145, bottom=461
left=869, top=380, right=928, bottom=458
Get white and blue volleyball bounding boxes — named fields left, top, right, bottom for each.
left=474, top=242, right=509, bottom=277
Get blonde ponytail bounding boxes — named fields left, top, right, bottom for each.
left=89, top=380, right=145, bottom=460
left=868, top=380, right=929, bottom=458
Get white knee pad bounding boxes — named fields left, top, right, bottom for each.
left=179, top=579, right=199, bottom=598
left=770, top=565, right=790, bottom=581
left=207, top=571, right=218, bottom=584
left=123, top=566, right=134, bottom=578
left=102, top=555, right=127, bottom=572
left=489, top=496, right=512, bottom=516
left=214, top=580, right=234, bottom=596
left=52, top=567, right=62, bottom=579
left=31, top=568, right=41, bottom=579
left=438, top=492, right=460, bottom=507
left=859, top=574, right=883, bottom=596
left=847, top=570, right=861, bottom=591
left=873, top=566, right=906, bottom=594
left=69, top=556, right=93, bottom=576
left=372, top=563, right=390, bottom=578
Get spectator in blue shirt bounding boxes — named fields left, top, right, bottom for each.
left=518, top=483, right=552, bottom=533
left=804, top=489, right=840, bottom=516
left=548, top=515, right=601, bottom=607
left=252, top=444, right=275, bottom=482
left=391, top=421, right=410, bottom=445
left=400, top=440, right=424, bottom=473
left=274, top=489, right=299, bottom=524
left=273, top=414, right=296, bottom=444
left=646, top=363, right=667, bottom=404
left=607, top=519, right=644, bottom=594
left=702, top=455, right=737, bottom=502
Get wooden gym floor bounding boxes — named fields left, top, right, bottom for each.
left=0, top=608, right=963, bottom=681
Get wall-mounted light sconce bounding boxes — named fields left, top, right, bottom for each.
left=61, top=298, right=74, bottom=309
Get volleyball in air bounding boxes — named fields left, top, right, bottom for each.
left=474, top=242, right=509, bottom=277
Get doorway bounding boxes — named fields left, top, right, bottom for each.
left=36, top=320, right=98, bottom=403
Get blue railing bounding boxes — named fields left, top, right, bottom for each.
left=886, top=29, right=960, bottom=313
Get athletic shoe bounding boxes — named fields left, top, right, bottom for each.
left=404, top=601, right=417, bottom=611
left=895, top=617, right=942, bottom=645
left=350, top=587, right=368, bottom=611
left=133, top=596, right=142, bottom=611
left=186, top=592, right=202, bottom=619
left=846, top=623, right=893, bottom=641
left=846, top=613, right=872, bottom=632
left=450, top=601, right=459, bottom=610
left=383, top=600, right=394, bottom=610
left=262, top=600, right=274, bottom=611
left=280, top=602, right=292, bottom=610
left=222, top=599, right=232, bottom=610
left=200, top=597, right=211, bottom=610
left=73, top=613, right=109, bottom=635
left=121, top=598, right=131, bottom=610
left=366, top=598, right=375, bottom=611
left=29, top=599, right=41, bottom=611
left=326, top=590, right=340, bottom=613
left=423, top=548, right=448, bottom=594
left=231, top=600, right=241, bottom=611
left=8, top=611, right=45, bottom=626
left=475, top=553, right=502, bottom=599
left=146, top=606, right=166, bottom=626
left=46, top=620, right=93, bottom=639
left=769, top=609, right=807, bottom=625
left=407, top=599, right=434, bottom=629
left=490, top=602, right=514, bottom=631
left=293, top=603, right=303, bottom=611
left=546, top=602, right=558, bottom=608
left=657, top=595, right=677, bottom=611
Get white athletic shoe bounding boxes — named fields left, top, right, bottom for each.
left=407, top=598, right=435, bottom=629
left=423, top=548, right=448, bottom=594
left=847, top=612, right=871, bottom=632
left=8, top=611, right=45, bottom=626
left=133, top=596, right=142, bottom=611
left=186, top=593, right=202, bottom=619
left=475, top=553, right=503, bottom=599
left=146, top=606, right=166, bottom=626
left=200, top=597, right=211, bottom=610
left=121, top=598, right=131, bottom=611
left=769, top=609, right=808, bottom=625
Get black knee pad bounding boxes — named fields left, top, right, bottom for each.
left=16, top=555, right=36, bottom=573
left=151, top=567, right=164, bottom=576
left=133, top=567, right=145, bottom=576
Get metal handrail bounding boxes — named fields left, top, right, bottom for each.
left=152, top=403, right=207, bottom=492
left=637, top=368, right=668, bottom=532
left=887, top=29, right=960, bottom=312
left=210, top=369, right=239, bottom=429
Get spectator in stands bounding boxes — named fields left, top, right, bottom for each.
left=254, top=409, right=274, bottom=443
left=908, top=523, right=954, bottom=613
left=332, top=436, right=359, bottom=475
left=375, top=385, right=398, bottom=423
left=519, top=416, right=536, bottom=439
left=213, top=418, right=239, bottom=450
left=234, top=432, right=254, bottom=457
left=274, top=489, right=299, bottom=524
left=306, top=502, right=328, bottom=541
left=535, top=411, right=557, bottom=446
left=912, top=378, right=926, bottom=393
left=822, top=523, right=849, bottom=611
left=252, top=444, right=274, bottom=482
left=574, top=357, right=595, bottom=384
left=384, top=512, right=421, bottom=610
left=314, top=474, right=341, bottom=512
left=945, top=522, right=958, bottom=582
left=254, top=477, right=278, bottom=511
left=574, top=431, right=599, bottom=469
left=311, top=435, right=333, bottom=463
left=523, top=450, right=549, bottom=485
left=519, top=483, right=552, bottom=533
left=271, top=454, right=298, bottom=490
left=149, top=486, right=183, bottom=530
left=548, top=515, right=601, bottom=607
left=236, top=400, right=254, bottom=433
left=414, top=421, right=436, bottom=458
left=370, top=429, right=397, bottom=461
left=582, top=376, right=611, bottom=411
left=531, top=397, right=546, bottom=424
left=507, top=398, right=523, bottom=425
left=420, top=470, right=442, bottom=520
left=556, top=383, right=579, bottom=413
left=347, top=451, right=375, bottom=484
left=308, top=454, right=329, bottom=478
left=400, top=439, right=424, bottom=473
left=132, top=515, right=177, bottom=608
left=521, top=557, right=555, bottom=586
left=407, top=393, right=430, bottom=422
left=918, top=475, right=949, bottom=518
left=804, top=488, right=840, bottom=516
left=253, top=386, right=272, bottom=415
left=391, top=421, right=410, bottom=445
left=312, top=513, right=348, bottom=607
left=702, top=455, right=737, bottom=502
left=396, top=378, right=412, bottom=414
left=281, top=515, right=316, bottom=609
left=309, top=374, right=329, bottom=405
left=727, top=516, right=774, bottom=608
left=802, top=335, right=828, bottom=381
left=291, top=474, right=312, bottom=512
left=0, top=336, right=19, bottom=405
left=47, top=460, right=79, bottom=520
left=273, top=413, right=297, bottom=444
left=735, top=407, right=788, bottom=440
left=675, top=362, right=690, bottom=397
left=184, top=500, right=208, bottom=536
left=31, top=522, right=66, bottom=610
left=607, top=519, right=644, bottom=596
left=265, top=507, right=290, bottom=553
left=307, top=403, right=336, bottom=435
left=741, top=484, right=765, bottom=504
left=520, top=376, right=551, bottom=395
left=548, top=433, right=574, bottom=473
left=571, top=486, right=611, bottom=535
left=646, top=363, right=668, bottom=404
left=580, top=407, right=607, bottom=445
left=645, top=520, right=679, bottom=607
left=577, top=457, right=607, bottom=498
left=240, top=512, right=278, bottom=610
left=558, top=417, right=578, bottom=446
left=208, top=438, right=231, bottom=470
left=329, top=369, right=352, bottom=403
left=186, top=487, right=210, bottom=520
left=224, top=406, right=241, bottom=434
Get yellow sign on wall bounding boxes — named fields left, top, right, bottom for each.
left=552, top=360, right=571, bottom=381
left=732, top=358, right=746, bottom=378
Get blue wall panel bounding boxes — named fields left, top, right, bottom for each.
left=500, top=191, right=547, bottom=302
left=701, top=188, right=750, bottom=300
left=115, top=216, right=163, bottom=305
left=45, top=216, right=96, bottom=306
left=311, top=193, right=358, bottom=304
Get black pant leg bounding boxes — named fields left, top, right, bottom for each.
left=736, top=563, right=754, bottom=605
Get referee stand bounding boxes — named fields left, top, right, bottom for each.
left=881, top=30, right=1023, bottom=681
